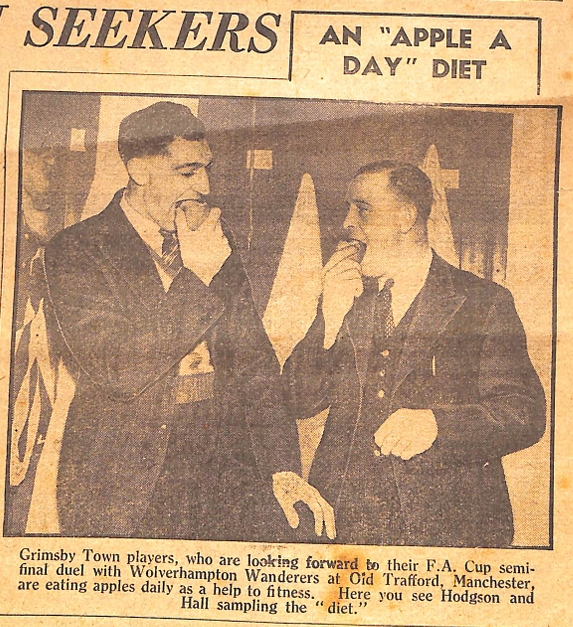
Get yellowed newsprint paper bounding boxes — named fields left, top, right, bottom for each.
left=0, top=0, right=571, bottom=626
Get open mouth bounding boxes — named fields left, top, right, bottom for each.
left=344, top=238, right=367, bottom=263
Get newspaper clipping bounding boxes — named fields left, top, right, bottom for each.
left=0, top=0, right=571, bottom=626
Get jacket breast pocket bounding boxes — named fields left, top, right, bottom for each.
left=399, top=350, right=477, bottom=407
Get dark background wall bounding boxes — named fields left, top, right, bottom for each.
left=19, top=92, right=513, bottom=313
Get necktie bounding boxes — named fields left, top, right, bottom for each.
left=159, top=228, right=184, bottom=277
left=373, top=278, right=395, bottom=350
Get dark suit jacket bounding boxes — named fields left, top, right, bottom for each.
left=42, top=191, right=299, bottom=538
left=284, top=254, right=546, bottom=547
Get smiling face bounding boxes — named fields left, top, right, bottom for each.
left=132, top=136, right=213, bottom=229
left=343, top=170, right=408, bottom=277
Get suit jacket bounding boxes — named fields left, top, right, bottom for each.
left=42, top=191, right=299, bottom=538
left=284, top=254, right=546, bottom=547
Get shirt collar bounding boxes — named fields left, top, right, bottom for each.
left=376, top=247, right=433, bottom=325
left=376, top=247, right=433, bottom=294
left=120, top=192, right=164, bottom=257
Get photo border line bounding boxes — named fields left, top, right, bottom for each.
left=0, top=76, right=561, bottom=554
left=548, top=104, right=563, bottom=552
left=0, top=70, right=12, bottom=317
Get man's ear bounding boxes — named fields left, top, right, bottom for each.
left=125, top=157, right=151, bottom=186
left=398, top=202, right=419, bottom=234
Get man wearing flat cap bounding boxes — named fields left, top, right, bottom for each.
left=38, top=101, right=334, bottom=539
left=284, top=161, right=546, bottom=547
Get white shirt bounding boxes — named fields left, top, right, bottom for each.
left=120, top=193, right=173, bottom=291
left=376, top=247, right=433, bottom=326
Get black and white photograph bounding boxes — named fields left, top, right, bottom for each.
left=4, top=92, right=557, bottom=549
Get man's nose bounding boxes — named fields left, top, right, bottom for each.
left=192, top=167, right=210, bottom=197
left=342, top=206, right=366, bottom=243
left=343, top=206, right=358, bottom=233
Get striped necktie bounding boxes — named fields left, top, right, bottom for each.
left=159, top=228, right=184, bottom=277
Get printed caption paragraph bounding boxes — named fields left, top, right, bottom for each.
left=14, top=547, right=538, bottom=618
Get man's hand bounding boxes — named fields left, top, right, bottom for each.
left=175, top=206, right=231, bottom=285
left=272, top=471, right=336, bottom=539
left=322, top=241, right=364, bottom=349
left=374, top=409, right=438, bottom=460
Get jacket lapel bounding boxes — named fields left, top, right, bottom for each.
left=91, top=192, right=167, bottom=302
left=345, top=291, right=378, bottom=389
left=391, top=255, right=466, bottom=395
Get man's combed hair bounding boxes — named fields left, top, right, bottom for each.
left=118, top=101, right=206, bottom=165
left=355, top=160, right=434, bottom=223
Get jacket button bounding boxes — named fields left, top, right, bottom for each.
left=378, top=369, right=386, bottom=377
left=377, top=389, right=386, bottom=399
left=381, top=349, right=390, bottom=358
